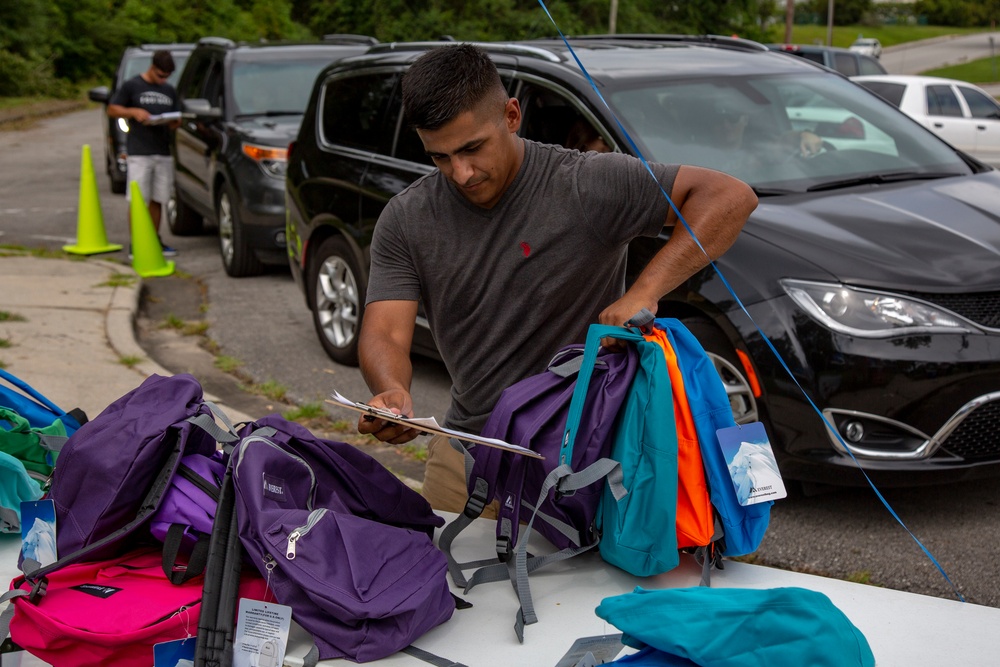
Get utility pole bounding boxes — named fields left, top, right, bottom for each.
left=785, top=0, right=795, bottom=43
left=826, top=0, right=835, bottom=46
left=610, top=0, right=618, bottom=35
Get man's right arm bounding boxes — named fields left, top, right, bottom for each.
left=357, top=299, right=421, bottom=444
left=107, top=81, right=150, bottom=123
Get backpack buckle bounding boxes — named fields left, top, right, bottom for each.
left=462, top=494, right=485, bottom=520
left=28, top=576, right=47, bottom=602
left=496, top=536, right=511, bottom=562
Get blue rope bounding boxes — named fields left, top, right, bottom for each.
left=535, top=0, right=965, bottom=602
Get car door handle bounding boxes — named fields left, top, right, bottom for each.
left=977, top=125, right=986, bottom=131
left=933, top=122, right=944, bottom=128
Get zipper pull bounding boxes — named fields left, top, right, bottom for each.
left=286, top=530, right=301, bottom=559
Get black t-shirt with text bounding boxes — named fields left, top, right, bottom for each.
left=109, top=75, right=179, bottom=156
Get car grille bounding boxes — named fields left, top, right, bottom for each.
left=905, top=290, right=1000, bottom=330
left=938, top=399, right=1000, bottom=461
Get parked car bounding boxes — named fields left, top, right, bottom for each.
left=87, top=44, right=193, bottom=194
left=286, top=35, right=1000, bottom=488
left=169, top=36, right=375, bottom=276
left=766, top=43, right=886, bottom=76
left=849, top=37, right=882, bottom=59
left=853, top=74, right=1000, bottom=168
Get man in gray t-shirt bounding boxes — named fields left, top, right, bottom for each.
left=358, top=44, right=758, bottom=514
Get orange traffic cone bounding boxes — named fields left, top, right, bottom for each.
left=63, top=145, right=122, bottom=255
left=129, top=181, right=174, bottom=277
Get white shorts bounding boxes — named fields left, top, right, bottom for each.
left=125, top=155, right=173, bottom=205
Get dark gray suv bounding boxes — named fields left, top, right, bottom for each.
left=169, top=36, right=374, bottom=276
left=286, top=36, right=1000, bottom=488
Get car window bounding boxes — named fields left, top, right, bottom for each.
left=608, top=72, right=968, bottom=191
left=320, top=72, right=397, bottom=152
left=857, top=56, right=886, bottom=76
left=514, top=79, right=611, bottom=153
left=926, top=85, right=964, bottom=117
left=833, top=52, right=859, bottom=77
left=958, top=86, right=1000, bottom=120
left=856, top=81, right=905, bottom=107
left=180, top=54, right=212, bottom=100
left=203, top=60, right=224, bottom=109
left=231, top=57, right=337, bottom=117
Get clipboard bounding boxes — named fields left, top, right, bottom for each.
left=328, top=390, right=543, bottom=459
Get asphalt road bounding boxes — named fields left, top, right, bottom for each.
left=2, top=39, right=999, bottom=609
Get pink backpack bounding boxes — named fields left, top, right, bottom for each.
left=6, top=547, right=267, bottom=667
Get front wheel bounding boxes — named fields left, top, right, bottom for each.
left=217, top=185, right=263, bottom=277
left=168, top=189, right=204, bottom=236
left=680, top=316, right=759, bottom=425
left=309, top=236, right=365, bottom=366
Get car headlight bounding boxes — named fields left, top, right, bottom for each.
left=780, top=279, right=975, bottom=337
left=117, top=118, right=130, bottom=133
left=242, top=143, right=287, bottom=178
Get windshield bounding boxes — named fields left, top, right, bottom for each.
left=608, top=72, right=971, bottom=192
left=231, top=58, right=333, bottom=117
left=123, top=53, right=189, bottom=87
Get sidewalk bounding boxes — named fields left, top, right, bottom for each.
left=0, top=254, right=253, bottom=424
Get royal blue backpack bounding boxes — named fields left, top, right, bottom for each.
left=0, top=368, right=85, bottom=436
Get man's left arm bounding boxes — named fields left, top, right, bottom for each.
left=599, top=165, right=757, bottom=326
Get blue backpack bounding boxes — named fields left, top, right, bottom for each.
left=0, top=368, right=85, bottom=436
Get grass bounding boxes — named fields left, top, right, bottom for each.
left=925, top=56, right=1000, bottom=83
left=846, top=570, right=875, bottom=585
left=283, top=402, right=327, bottom=422
left=398, top=443, right=429, bottom=463
left=161, top=313, right=208, bottom=336
left=0, top=311, right=26, bottom=323
left=254, top=379, right=288, bottom=402
left=0, top=360, right=6, bottom=369
left=0, top=338, right=11, bottom=349
left=118, top=355, right=143, bottom=368
left=96, top=272, right=137, bottom=289
left=214, top=355, right=242, bottom=373
left=777, top=24, right=989, bottom=50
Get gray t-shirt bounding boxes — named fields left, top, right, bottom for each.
left=367, top=139, right=679, bottom=433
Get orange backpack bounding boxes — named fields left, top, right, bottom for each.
left=643, top=328, right=716, bottom=549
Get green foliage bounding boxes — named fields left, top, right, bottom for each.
left=925, top=55, right=1000, bottom=83
left=915, top=0, right=1000, bottom=28
left=801, top=0, right=874, bottom=26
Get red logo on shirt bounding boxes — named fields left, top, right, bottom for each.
left=520, top=242, right=531, bottom=257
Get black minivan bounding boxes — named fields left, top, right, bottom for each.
left=286, top=36, right=1000, bottom=488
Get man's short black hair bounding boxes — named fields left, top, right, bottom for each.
left=401, top=44, right=506, bottom=130
left=151, top=50, right=175, bottom=74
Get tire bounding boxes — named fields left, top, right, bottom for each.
left=309, top=236, right=366, bottom=366
left=168, top=189, right=204, bottom=236
left=680, top=316, right=759, bottom=425
left=217, top=185, right=264, bottom=277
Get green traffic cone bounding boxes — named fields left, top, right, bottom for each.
left=63, top=145, right=123, bottom=255
left=129, top=181, right=174, bottom=277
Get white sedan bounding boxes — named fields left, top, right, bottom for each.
left=850, top=37, right=882, bottom=59
left=853, top=74, right=1000, bottom=167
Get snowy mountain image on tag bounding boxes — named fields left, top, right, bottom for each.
left=716, top=422, right=787, bottom=506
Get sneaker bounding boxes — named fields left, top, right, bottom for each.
left=158, top=238, right=178, bottom=257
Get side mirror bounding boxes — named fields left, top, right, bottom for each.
left=183, top=98, right=223, bottom=119
left=88, top=86, right=109, bottom=103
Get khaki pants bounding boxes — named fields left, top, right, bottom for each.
left=422, top=434, right=498, bottom=520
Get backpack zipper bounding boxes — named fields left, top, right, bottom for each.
left=147, top=600, right=201, bottom=627
left=286, top=508, right=327, bottom=560
left=234, top=436, right=317, bottom=511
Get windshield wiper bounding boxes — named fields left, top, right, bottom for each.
left=806, top=171, right=963, bottom=193
left=752, top=187, right=800, bottom=196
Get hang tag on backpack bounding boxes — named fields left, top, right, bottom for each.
left=20, top=498, right=57, bottom=567
left=154, top=637, right=195, bottom=666
left=716, top=422, right=786, bottom=505
left=234, top=598, right=292, bottom=667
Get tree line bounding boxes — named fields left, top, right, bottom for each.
left=1, top=0, right=996, bottom=98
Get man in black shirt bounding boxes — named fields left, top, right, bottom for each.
left=108, top=50, right=181, bottom=256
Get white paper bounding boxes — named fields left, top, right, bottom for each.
left=233, top=598, right=292, bottom=667
left=328, top=389, right=543, bottom=459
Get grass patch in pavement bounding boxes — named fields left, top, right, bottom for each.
left=0, top=338, right=11, bottom=349
left=0, top=311, right=26, bottom=323
left=118, top=355, right=143, bottom=368
left=96, top=272, right=137, bottom=289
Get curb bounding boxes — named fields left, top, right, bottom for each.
left=0, top=100, right=88, bottom=127
left=94, top=259, right=257, bottom=425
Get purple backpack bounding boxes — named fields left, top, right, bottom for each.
left=19, top=374, right=237, bottom=587
left=149, top=450, right=228, bottom=584
left=439, top=342, right=638, bottom=639
left=230, top=415, right=455, bottom=663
